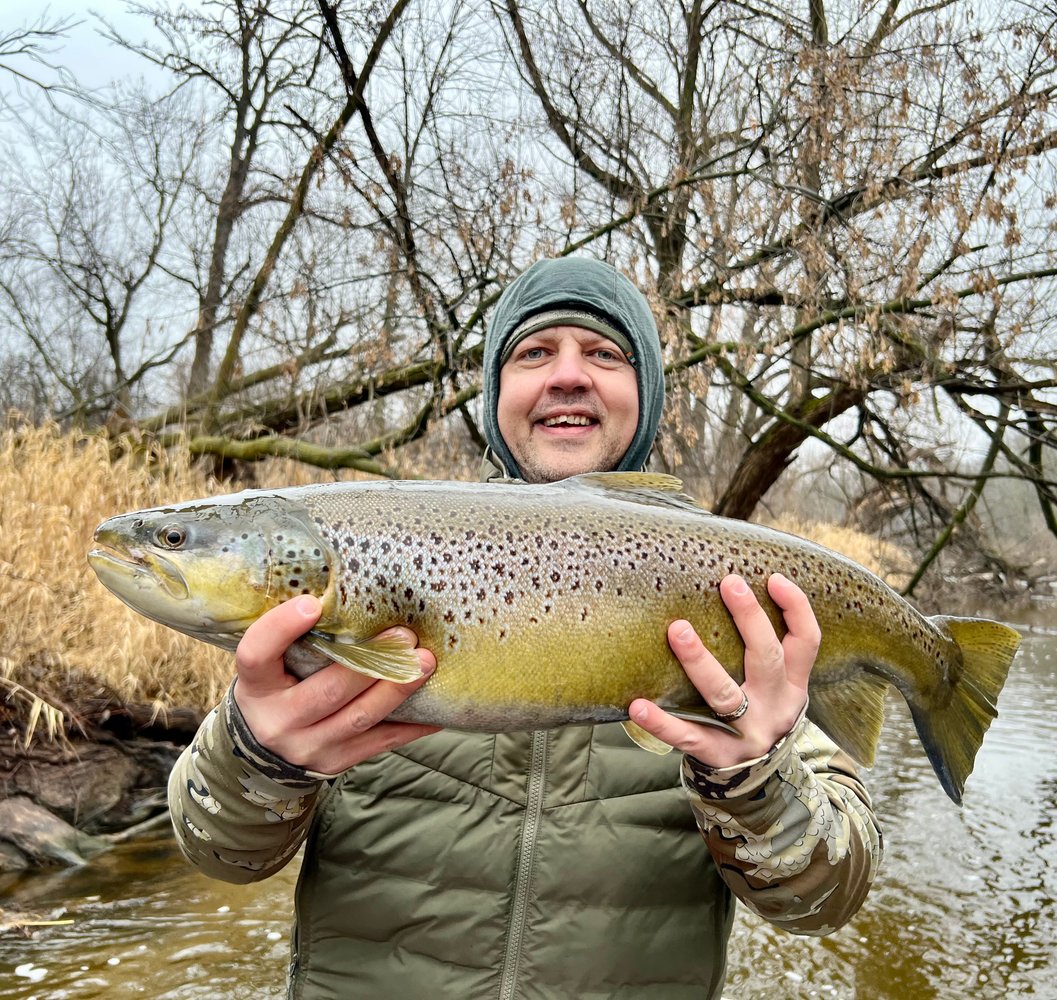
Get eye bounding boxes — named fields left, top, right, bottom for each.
left=594, top=348, right=618, bottom=361
left=157, top=524, right=187, bottom=548
left=521, top=346, right=546, bottom=361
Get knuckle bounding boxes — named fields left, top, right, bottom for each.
left=252, top=719, right=283, bottom=748
left=315, top=668, right=371, bottom=707
left=344, top=704, right=375, bottom=735
left=759, top=641, right=785, bottom=668
left=752, top=638, right=786, bottom=672
left=235, top=641, right=265, bottom=673
left=715, top=682, right=742, bottom=707
left=379, top=729, right=409, bottom=753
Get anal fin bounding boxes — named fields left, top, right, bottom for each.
left=807, top=672, right=890, bottom=766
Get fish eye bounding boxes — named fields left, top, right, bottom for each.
left=157, top=524, right=187, bottom=549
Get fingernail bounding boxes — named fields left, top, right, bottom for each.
left=420, top=659, right=436, bottom=676
left=631, top=703, right=648, bottom=722
left=673, top=621, right=693, bottom=642
left=770, top=572, right=787, bottom=585
left=728, top=576, right=748, bottom=595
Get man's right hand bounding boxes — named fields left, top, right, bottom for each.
left=232, top=595, right=440, bottom=775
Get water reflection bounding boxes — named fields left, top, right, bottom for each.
left=1, top=837, right=296, bottom=998
left=3, top=606, right=1056, bottom=999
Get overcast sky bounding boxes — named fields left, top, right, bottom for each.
left=3, top=3, right=175, bottom=99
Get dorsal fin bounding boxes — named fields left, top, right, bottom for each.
left=564, top=472, right=710, bottom=513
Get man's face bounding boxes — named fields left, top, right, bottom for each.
left=497, top=325, right=639, bottom=483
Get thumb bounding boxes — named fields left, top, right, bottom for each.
left=235, top=595, right=322, bottom=694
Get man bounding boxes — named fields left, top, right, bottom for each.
left=169, top=257, right=882, bottom=999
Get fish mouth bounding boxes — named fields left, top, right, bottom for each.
left=88, top=541, right=190, bottom=601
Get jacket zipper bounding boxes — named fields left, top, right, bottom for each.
left=498, top=730, right=549, bottom=1000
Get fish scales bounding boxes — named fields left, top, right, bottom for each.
left=300, top=482, right=926, bottom=727
left=88, top=472, right=1022, bottom=803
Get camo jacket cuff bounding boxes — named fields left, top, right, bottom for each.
left=225, top=684, right=342, bottom=783
left=680, top=712, right=883, bottom=934
left=166, top=694, right=325, bottom=883
left=680, top=703, right=809, bottom=802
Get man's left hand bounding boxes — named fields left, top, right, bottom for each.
left=628, top=572, right=820, bottom=768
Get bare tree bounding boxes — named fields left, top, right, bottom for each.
left=105, top=0, right=338, bottom=397
left=0, top=84, right=205, bottom=422
left=497, top=0, right=1057, bottom=587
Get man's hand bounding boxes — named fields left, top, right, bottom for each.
left=628, top=573, right=819, bottom=768
left=232, top=595, right=440, bottom=775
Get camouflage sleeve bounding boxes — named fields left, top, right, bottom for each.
left=681, top=712, right=883, bottom=935
left=167, top=687, right=330, bottom=884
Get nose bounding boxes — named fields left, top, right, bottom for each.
left=543, top=343, right=592, bottom=392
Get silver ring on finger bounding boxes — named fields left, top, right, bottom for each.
left=714, top=691, right=749, bottom=722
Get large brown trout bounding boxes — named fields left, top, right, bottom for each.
left=88, top=472, right=1020, bottom=803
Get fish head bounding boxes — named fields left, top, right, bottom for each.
left=87, top=491, right=331, bottom=645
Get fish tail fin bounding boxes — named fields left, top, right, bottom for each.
left=911, top=616, right=1021, bottom=805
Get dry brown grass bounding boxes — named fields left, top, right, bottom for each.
left=0, top=423, right=359, bottom=734
left=765, top=516, right=914, bottom=589
left=2, top=424, right=225, bottom=731
left=1, top=423, right=911, bottom=738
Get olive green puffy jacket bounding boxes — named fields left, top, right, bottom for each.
left=170, top=693, right=880, bottom=999
left=291, top=724, right=733, bottom=999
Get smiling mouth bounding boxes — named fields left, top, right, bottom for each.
left=539, top=414, right=597, bottom=428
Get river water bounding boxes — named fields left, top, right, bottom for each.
left=2, top=601, right=1055, bottom=1000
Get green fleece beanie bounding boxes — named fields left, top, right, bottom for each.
left=482, top=257, right=665, bottom=478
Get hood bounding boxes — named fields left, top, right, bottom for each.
left=481, top=257, right=665, bottom=478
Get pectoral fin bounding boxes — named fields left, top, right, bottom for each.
left=304, top=629, right=422, bottom=683
left=621, top=706, right=742, bottom=753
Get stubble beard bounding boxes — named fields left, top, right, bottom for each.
left=515, top=438, right=627, bottom=484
